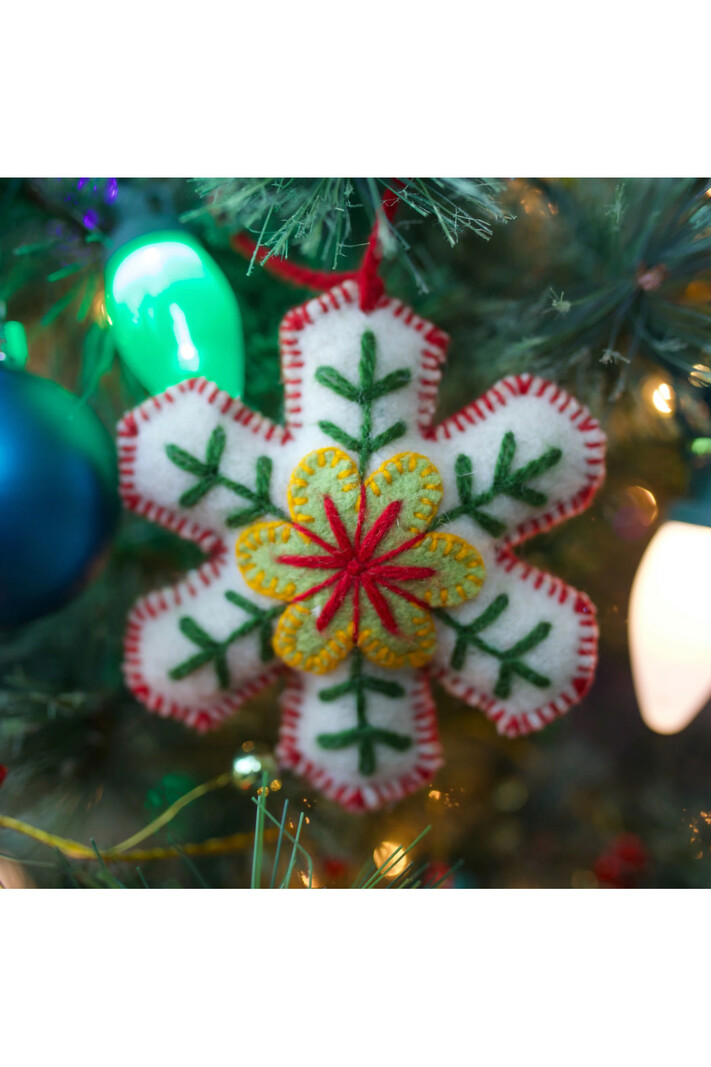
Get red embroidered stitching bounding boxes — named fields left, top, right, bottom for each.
left=280, top=489, right=434, bottom=639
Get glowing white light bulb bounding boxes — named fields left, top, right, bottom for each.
left=652, top=382, right=674, bottom=414
left=629, top=520, right=711, bottom=733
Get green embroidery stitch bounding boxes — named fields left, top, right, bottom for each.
left=169, top=591, right=282, bottom=689
left=166, top=427, right=289, bottom=527
left=316, top=650, right=412, bottom=776
left=432, top=432, right=563, bottom=537
left=315, top=330, right=411, bottom=478
left=436, top=594, right=552, bottom=698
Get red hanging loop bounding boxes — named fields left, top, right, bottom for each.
left=230, top=233, right=354, bottom=292
left=230, top=183, right=403, bottom=311
left=353, top=183, right=401, bottom=311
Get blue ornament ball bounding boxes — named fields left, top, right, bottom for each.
left=0, top=366, right=120, bottom=627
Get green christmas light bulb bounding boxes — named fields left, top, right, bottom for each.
left=105, top=230, right=245, bottom=397
left=0, top=321, right=29, bottom=369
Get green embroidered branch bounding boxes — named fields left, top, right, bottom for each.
left=436, top=594, right=552, bottom=699
left=432, top=431, right=563, bottom=537
left=165, top=427, right=289, bottom=527
left=315, top=330, right=411, bottom=478
left=316, top=649, right=412, bottom=776
left=169, top=591, right=282, bottom=689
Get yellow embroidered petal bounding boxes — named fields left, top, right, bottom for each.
left=357, top=592, right=438, bottom=670
left=235, top=521, right=322, bottom=601
left=363, top=452, right=444, bottom=559
left=287, top=447, right=361, bottom=535
left=273, top=600, right=354, bottom=674
left=394, top=531, right=486, bottom=608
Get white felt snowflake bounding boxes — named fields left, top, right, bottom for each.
left=118, top=279, right=606, bottom=812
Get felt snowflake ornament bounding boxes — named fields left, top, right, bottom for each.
left=118, top=273, right=605, bottom=812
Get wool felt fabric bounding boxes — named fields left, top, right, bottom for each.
left=117, top=279, right=606, bottom=812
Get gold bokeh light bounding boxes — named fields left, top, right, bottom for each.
left=643, top=377, right=676, bottom=417
left=373, top=840, right=409, bottom=878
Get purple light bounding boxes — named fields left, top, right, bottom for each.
left=77, top=178, right=88, bottom=191
left=105, top=178, right=118, bottom=204
left=83, top=210, right=99, bottom=230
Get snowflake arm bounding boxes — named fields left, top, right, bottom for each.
left=123, top=549, right=285, bottom=731
left=430, top=550, right=598, bottom=737
left=276, top=661, right=443, bottom=812
left=278, top=280, right=448, bottom=444
left=117, top=378, right=293, bottom=552
left=423, top=374, right=606, bottom=555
